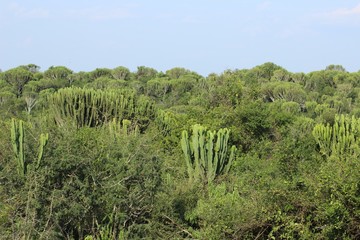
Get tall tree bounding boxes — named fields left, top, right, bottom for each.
left=20, top=64, right=40, bottom=73
left=135, top=66, right=158, bottom=82
left=165, top=67, right=191, bottom=79
left=44, top=66, right=73, bottom=80
left=112, top=66, right=131, bottom=80
left=3, top=67, right=33, bottom=97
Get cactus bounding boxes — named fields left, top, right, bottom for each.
left=36, top=133, right=49, bottom=169
left=108, top=118, right=139, bottom=140
left=155, top=110, right=177, bottom=136
left=11, top=118, right=49, bottom=176
left=312, top=114, right=360, bottom=159
left=181, top=130, right=194, bottom=182
left=181, top=124, right=236, bottom=183
left=11, top=118, right=25, bottom=176
left=49, top=87, right=155, bottom=129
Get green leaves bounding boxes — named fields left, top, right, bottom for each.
left=3, top=63, right=360, bottom=239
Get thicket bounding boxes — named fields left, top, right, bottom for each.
left=0, top=63, right=359, bottom=239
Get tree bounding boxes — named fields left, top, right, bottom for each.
left=205, top=70, right=242, bottom=108
left=249, top=62, right=283, bottom=81
left=146, top=77, right=172, bottom=100
left=261, top=81, right=306, bottom=103
left=89, top=68, right=113, bottom=80
left=112, top=66, right=131, bottom=80
left=325, top=64, right=346, bottom=72
left=20, top=64, right=40, bottom=73
left=305, top=70, right=338, bottom=94
left=271, top=69, right=292, bottom=82
left=2, top=67, right=33, bottom=97
left=165, top=67, right=191, bottom=79
left=135, top=66, right=158, bottom=82
left=44, top=66, right=73, bottom=80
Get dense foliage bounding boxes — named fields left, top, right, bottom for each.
left=0, top=63, right=359, bottom=239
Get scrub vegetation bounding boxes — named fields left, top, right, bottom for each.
left=0, top=63, right=359, bottom=239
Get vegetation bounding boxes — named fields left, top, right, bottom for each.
left=0, top=63, right=359, bottom=239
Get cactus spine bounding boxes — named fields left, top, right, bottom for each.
left=181, top=124, right=236, bottom=183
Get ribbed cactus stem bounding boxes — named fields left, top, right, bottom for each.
left=11, top=118, right=26, bottom=176
left=224, top=145, right=236, bottom=174
left=49, top=88, right=155, bottom=129
left=181, top=130, right=194, bottom=182
left=36, top=133, right=49, bottom=169
left=122, top=119, right=131, bottom=134
left=181, top=124, right=237, bottom=183
left=207, top=131, right=215, bottom=184
left=313, top=114, right=360, bottom=159
left=11, top=118, right=49, bottom=176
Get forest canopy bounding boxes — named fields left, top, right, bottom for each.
left=0, top=63, right=359, bottom=239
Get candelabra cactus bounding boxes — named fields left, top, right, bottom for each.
left=181, top=124, right=236, bottom=183
left=312, top=114, right=360, bottom=159
left=155, top=110, right=177, bottom=136
left=108, top=118, right=139, bottom=140
left=49, top=87, right=155, bottom=129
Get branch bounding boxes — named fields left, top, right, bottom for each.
left=162, top=215, right=193, bottom=238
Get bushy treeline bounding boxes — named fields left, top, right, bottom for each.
left=0, top=63, right=359, bottom=239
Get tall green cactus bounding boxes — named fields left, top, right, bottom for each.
left=11, top=118, right=25, bottom=176
left=37, top=133, right=49, bottom=169
left=155, top=110, right=177, bottom=136
left=181, top=124, right=236, bottom=183
left=11, top=118, right=49, bottom=176
left=49, top=87, right=155, bottom=129
left=108, top=118, right=139, bottom=140
left=312, top=114, right=360, bottom=159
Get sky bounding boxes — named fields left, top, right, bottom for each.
left=1, top=0, right=360, bottom=76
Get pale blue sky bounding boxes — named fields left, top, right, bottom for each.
left=1, top=0, right=360, bottom=75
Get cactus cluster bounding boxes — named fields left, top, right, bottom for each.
left=312, top=114, right=360, bottom=159
left=155, top=110, right=177, bottom=136
left=11, top=118, right=49, bottom=176
left=181, top=124, right=236, bottom=183
left=108, top=118, right=139, bottom=140
left=48, top=87, right=155, bottom=128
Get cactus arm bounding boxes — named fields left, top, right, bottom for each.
left=181, top=124, right=236, bottom=183
left=181, top=130, right=194, bottom=181
left=36, top=133, right=49, bottom=169
left=11, top=118, right=26, bottom=176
